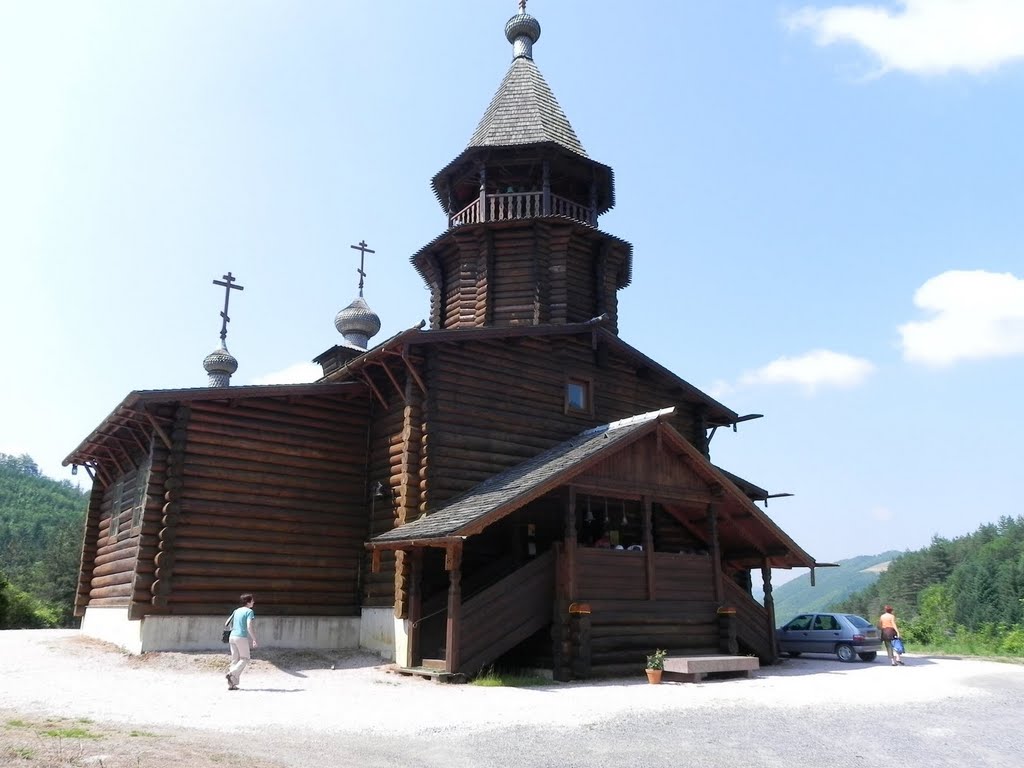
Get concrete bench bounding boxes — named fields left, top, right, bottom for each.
left=662, top=655, right=759, bottom=683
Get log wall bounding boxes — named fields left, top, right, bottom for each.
left=424, top=221, right=627, bottom=333
left=423, top=335, right=701, bottom=506
left=575, top=549, right=718, bottom=674
left=144, top=392, right=371, bottom=616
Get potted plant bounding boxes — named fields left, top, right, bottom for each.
left=645, top=649, right=667, bottom=684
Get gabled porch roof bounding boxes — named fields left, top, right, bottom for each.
left=368, top=408, right=817, bottom=570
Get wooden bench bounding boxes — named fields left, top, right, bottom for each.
left=662, top=655, right=759, bottom=683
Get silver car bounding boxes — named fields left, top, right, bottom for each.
left=776, top=612, right=882, bottom=662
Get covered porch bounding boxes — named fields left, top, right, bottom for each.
left=368, top=409, right=818, bottom=680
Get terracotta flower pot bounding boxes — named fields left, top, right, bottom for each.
left=646, top=668, right=662, bottom=684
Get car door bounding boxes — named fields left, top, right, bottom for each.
left=809, top=613, right=842, bottom=655
left=779, top=614, right=814, bottom=653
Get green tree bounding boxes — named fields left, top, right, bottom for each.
left=0, top=454, right=87, bottom=627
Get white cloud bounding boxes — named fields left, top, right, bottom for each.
left=899, top=270, right=1024, bottom=366
left=787, top=0, right=1024, bottom=75
left=250, top=362, right=321, bottom=385
left=738, top=350, right=876, bottom=394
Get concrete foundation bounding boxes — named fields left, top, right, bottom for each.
left=358, top=607, right=398, bottom=661
left=80, top=606, right=362, bottom=653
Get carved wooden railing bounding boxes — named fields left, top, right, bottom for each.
left=450, top=192, right=596, bottom=227
left=724, top=577, right=774, bottom=662
left=457, top=548, right=555, bottom=675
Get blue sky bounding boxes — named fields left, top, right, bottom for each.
left=2, top=1, right=1022, bottom=568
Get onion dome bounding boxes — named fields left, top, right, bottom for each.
left=334, top=296, right=381, bottom=350
left=505, top=9, right=541, bottom=60
left=203, top=344, right=238, bottom=387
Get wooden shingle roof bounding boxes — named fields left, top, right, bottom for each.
left=371, top=409, right=672, bottom=545
left=467, top=55, right=586, bottom=157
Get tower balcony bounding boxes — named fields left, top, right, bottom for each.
left=450, top=191, right=596, bottom=229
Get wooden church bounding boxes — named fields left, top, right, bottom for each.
left=65, top=3, right=819, bottom=678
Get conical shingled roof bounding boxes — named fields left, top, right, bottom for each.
left=467, top=55, right=587, bottom=157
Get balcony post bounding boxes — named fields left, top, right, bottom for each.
left=478, top=163, right=488, bottom=223
left=588, top=179, right=598, bottom=226
left=542, top=160, right=551, bottom=215
left=445, top=179, right=455, bottom=228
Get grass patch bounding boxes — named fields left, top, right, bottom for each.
left=5, top=719, right=30, bottom=728
left=130, top=729, right=160, bottom=737
left=471, top=667, right=551, bottom=687
left=41, top=726, right=102, bottom=739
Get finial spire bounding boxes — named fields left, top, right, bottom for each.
left=212, top=271, right=244, bottom=344
left=205, top=272, right=243, bottom=386
left=335, top=240, right=382, bottom=350
left=349, top=240, right=376, bottom=298
left=505, top=2, right=541, bottom=60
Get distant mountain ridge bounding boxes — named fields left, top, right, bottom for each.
left=761, top=551, right=902, bottom=623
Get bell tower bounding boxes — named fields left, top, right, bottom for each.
left=411, top=2, right=633, bottom=333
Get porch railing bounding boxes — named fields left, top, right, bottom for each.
left=450, top=192, right=596, bottom=228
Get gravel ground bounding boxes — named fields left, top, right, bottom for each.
left=1, top=630, right=1022, bottom=767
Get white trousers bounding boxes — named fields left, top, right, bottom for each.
left=228, top=636, right=251, bottom=681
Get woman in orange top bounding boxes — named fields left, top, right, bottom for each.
left=879, top=605, right=903, bottom=666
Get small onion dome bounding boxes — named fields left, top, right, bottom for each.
left=505, top=12, right=541, bottom=59
left=203, top=345, right=238, bottom=387
left=334, top=296, right=381, bottom=350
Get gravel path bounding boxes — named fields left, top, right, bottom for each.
left=1, top=630, right=1022, bottom=767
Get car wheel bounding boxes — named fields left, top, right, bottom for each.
left=787, top=651, right=802, bottom=658
left=836, top=643, right=856, bottom=663
left=858, top=652, right=877, bottom=662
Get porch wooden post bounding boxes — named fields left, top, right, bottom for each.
left=708, top=503, right=724, bottom=604
left=761, top=560, right=778, bottom=660
left=643, top=496, right=656, bottom=600
left=565, top=486, right=577, bottom=601
left=445, top=542, right=463, bottom=674
left=553, top=487, right=578, bottom=682
left=408, top=548, right=423, bottom=668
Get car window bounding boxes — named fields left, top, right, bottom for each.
left=785, top=615, right=813, bottom=631
left=813, top=615, right=840, bottom=631
left=845, top=614, right=872, bottom=629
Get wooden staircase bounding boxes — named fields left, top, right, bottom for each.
left=456, top=549, right=556, bottom=676
left=724, top=578, right=774, bottom=662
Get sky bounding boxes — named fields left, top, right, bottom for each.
left=1, top=0, right=1022, bottom=570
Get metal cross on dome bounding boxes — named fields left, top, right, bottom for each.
left=519, top=0, right=527, bottom=11
left=212, top=271, right=244, bottom=344
left=350, top=240, right=375, bottom=297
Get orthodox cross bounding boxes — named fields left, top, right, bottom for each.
left=212, top=271, right=244, bottom=344
left=519, top=0, right=527, bottom=11
left=350, top=240, right=375, bottom=297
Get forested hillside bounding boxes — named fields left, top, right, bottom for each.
left=835, top=516, right=1024, bottom=655
left=769, top=551, right=900, bottom=621
left=0, top=453, right=87, bottom=628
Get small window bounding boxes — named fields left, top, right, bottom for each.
left=109, top=479, right=124, bottom=540
left=131, top=452, right=153, bottom=532
left=565, top=377, right=593, bottom=415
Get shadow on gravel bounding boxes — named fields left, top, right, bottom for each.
left=57, top=636, right=388, bottom=677
left=764, top=655, right=936, bottom=676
